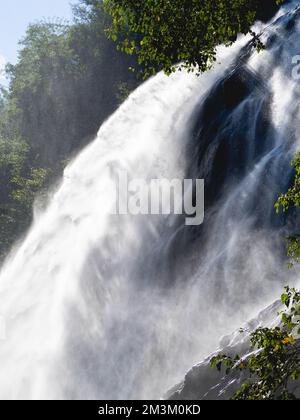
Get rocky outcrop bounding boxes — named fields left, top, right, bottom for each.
left=166, top=300, right=294, bottom=400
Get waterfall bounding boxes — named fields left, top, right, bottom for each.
left=0, top=1, right=300, bottom=400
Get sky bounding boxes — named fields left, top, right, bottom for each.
left=0, top=0, right=74, bottom=83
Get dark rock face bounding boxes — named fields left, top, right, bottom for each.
left=188, top=65, right=280, bottom=211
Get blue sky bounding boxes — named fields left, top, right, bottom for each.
left=0, top=0, right=74, bottom=83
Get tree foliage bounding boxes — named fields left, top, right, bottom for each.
left=5, top=3, right=139, bottom=165
left=211, top=287, right=300, bottom=400
left=276, top=152, right=300, bottom=213
left=103, top=0, right=283, bottom=78
left=0, top=137, right=49, bottom=260
left=275, top=152, right=300, bottom=267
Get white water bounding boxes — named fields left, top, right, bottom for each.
left=0, top=2, right=300, bottom=400
left=0, top=41, right=245, bottom=400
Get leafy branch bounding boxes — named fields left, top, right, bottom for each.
left=211, top=287, right=300, bottom=400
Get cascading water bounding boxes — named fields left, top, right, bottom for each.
left=0, top=1, right=300, bottom=400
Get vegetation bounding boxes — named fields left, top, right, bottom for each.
left=103, top=0, right=283, bottom=78
left=0, top=137, right=49, bottom=260
left=5, top=3, right=139, bottom=165
left=276, top=152, right=300, bottom=214
left=211, top=286, right=300, bottom=400
left=276, top=153, right=300, bottom=268
left=211, top=153, right=300, bottom=400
